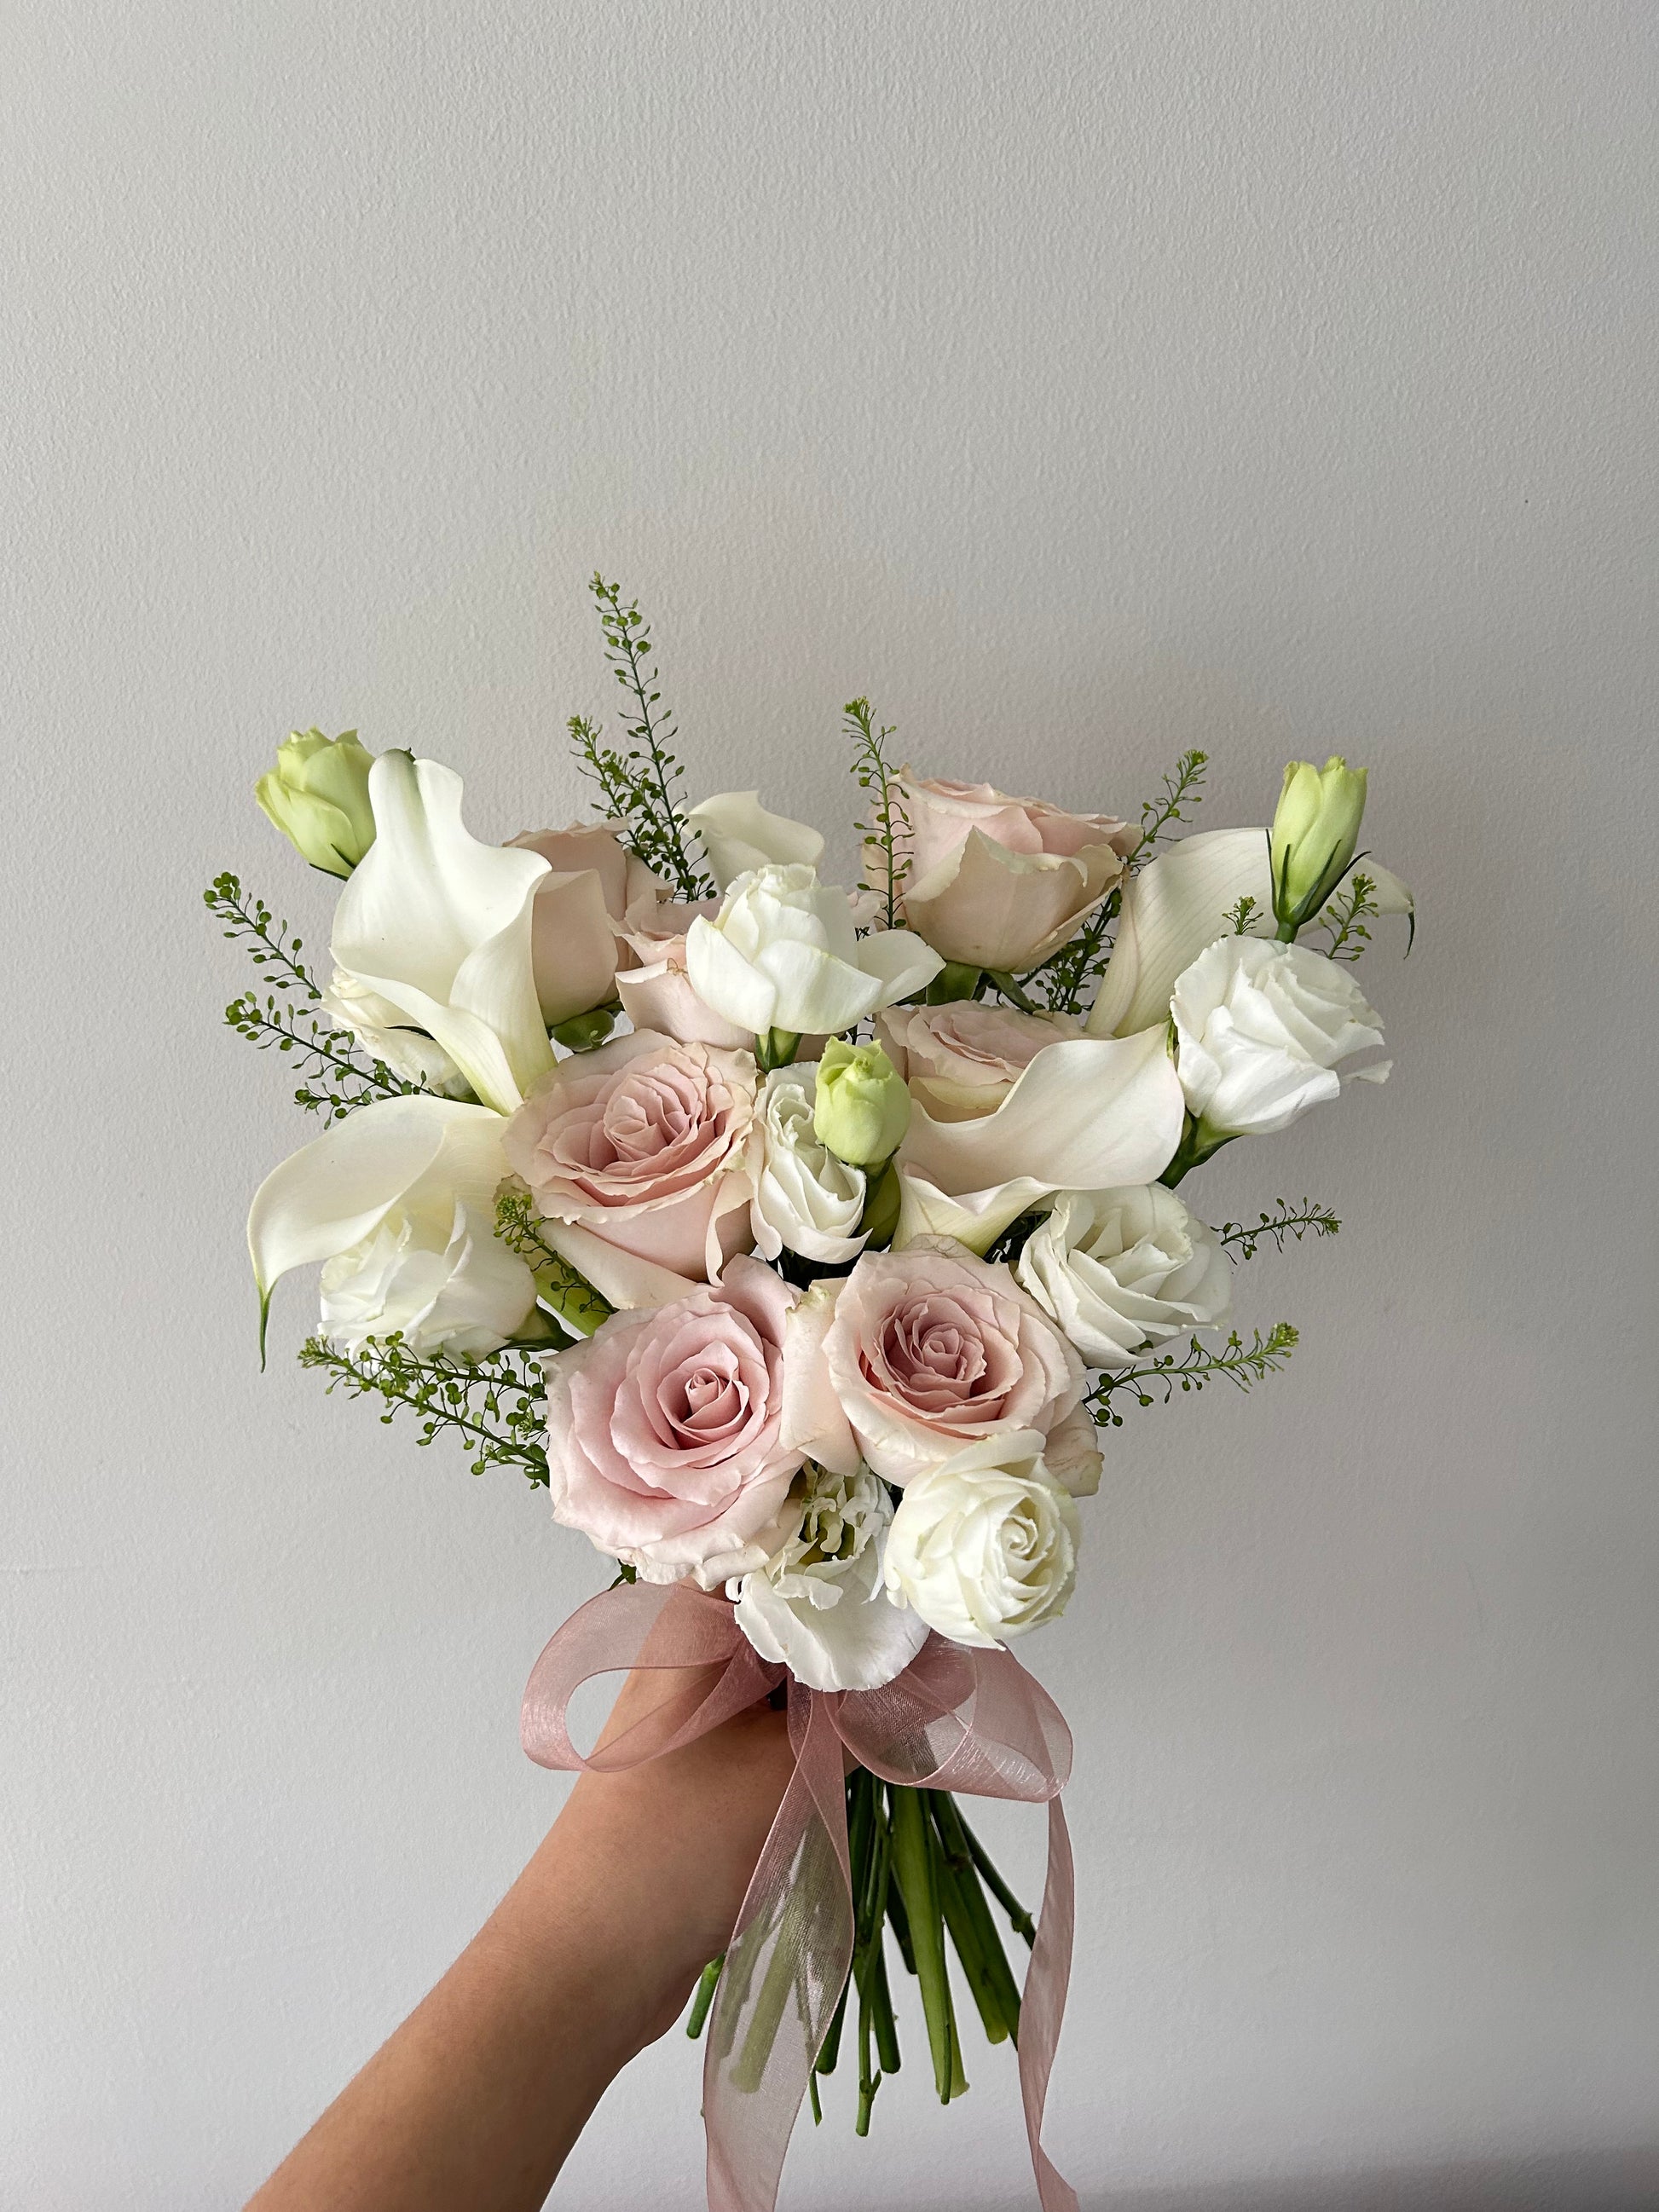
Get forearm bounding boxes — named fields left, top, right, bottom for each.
left=246, top=1693, right=792, bottom=2212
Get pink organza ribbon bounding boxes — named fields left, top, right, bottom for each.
left=521, top=1580, right=1078, bottom=2212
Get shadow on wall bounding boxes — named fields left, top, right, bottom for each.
left=1083, top=2143, right=1659, bottom=2211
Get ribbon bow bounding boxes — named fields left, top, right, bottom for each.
left=522, top=1580, right=1078, bottom=2212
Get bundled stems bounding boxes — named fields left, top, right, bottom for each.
left=685, top=1772, right=1035, bottom=2137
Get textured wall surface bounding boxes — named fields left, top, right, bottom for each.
left=5, top=5, right=1657, bottom=2206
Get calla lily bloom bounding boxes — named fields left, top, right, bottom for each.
left=899, top=1026, right=1186, bottom=1208
left=247, top=1094, right=515, bottom=1357
left=1086, top=827, right=1413, bottom=1038
left=685, top=790, right=824, bottom=891
left=332, top=753, right=554, bottom=1114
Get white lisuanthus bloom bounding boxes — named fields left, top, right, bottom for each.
left=320, top=1198, right=537, bottom=1358
left=732, top=1461, right=928, bottom=1692
left=685, top=863, right=941, bottom=1041
left=1014, top=1184, right=1232, bottom=1368
left=749, top=1065, right=869, bottom=1266
left=1171, top=935, right=1389, bottom=1138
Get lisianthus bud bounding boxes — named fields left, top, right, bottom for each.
left=1269, top=754, right=1367, bottom=934
left=257, top=729, right=377, bottom=878
left=813, top=1041, right=911, bottom=1169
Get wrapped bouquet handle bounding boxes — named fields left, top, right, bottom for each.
left=522, top=1580, right=1078, bottom=2212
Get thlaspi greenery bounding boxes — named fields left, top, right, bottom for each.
left=1320, top=869, right=1379, bottom=961
left=570, top=575, right=714, bottom=901
left=298, top=1333, right=553, bottom=1482
left=1130, top=745, right=1209, bottom=868
left=1088, top=1322, right=1299, bottom=1426
left=847, top=696, right=910, bottom=928
left=205, top=871, right=421, bottom=1121
left=1217, top=1200, right=1341, bottom=1259
left=494, top=1191, right=615, bottom=1337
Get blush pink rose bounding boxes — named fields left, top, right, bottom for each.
left=507, top=822, right=663, bottom=1027
left=886, top=774, right=1134, bottom=973
left=543, top=1256, right=804, bottom=1586
left=612, top=887, right=754, bottom=1049
left=502, top=1030, right=757, bottom=1308
left=879, top=1000, right=1081, bottom=1123
left=783, top=1245, right=1101, bottom=1494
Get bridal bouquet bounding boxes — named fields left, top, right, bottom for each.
left=211, top=576, right=1412, bottom=2212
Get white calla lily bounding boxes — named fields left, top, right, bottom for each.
left=685, top=789, right=825, bottom=890
left=1086, top=826, right=1413, bottom=1038
left=246, top=1094, right=513, bottom=1356
left=899, top=1026, right=1185, bottom=1203
left=332, top=753, right=554, bottom=1113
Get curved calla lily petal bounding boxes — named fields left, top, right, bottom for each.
left=899, top=1027, right=1185, bottom=1199
left=332, top=753, right=554, bottom=1113
left=685, top=790, right=824, bottom=890
left=247, top=1095, right=511, bottom=1359
left=892, top=1169, right=1052, bottom=1256
left=1086, top=828, right=1414, bottom=1038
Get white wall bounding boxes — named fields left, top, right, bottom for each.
left=5, top=4, right=1657, bottom=2206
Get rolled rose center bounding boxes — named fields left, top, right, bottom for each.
left=551, top=1064, right=736, bottom=1201
left=868, top=1291, right=1022, bottom=1418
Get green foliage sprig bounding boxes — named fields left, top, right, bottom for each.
left=572, top=575, right=714, bottom=900
left=1216, top=1202, right=1340, bottom=1259
left=205, top=872, right=419, bottom=1121
left=1130, top=747, right=1208, bottom=869
left=1320, top=870, right=1379, bottom=962
left=847, top=696, right=910, bottom=929
left=1223, top=893, right=1260, bottom=936
left=298, top=1333, right=552, bottom=1483
left=1089, top=1322, right=1298, bottom=1426
left=495, top=1190, right=614, bottom=1335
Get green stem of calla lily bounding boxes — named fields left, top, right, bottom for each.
left=754, top=1027, right=802, bottom=1071
left=1159, top=1113, right=1238, bottom=1188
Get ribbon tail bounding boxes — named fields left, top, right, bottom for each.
left=703, top=1691, right=854, bottom=2212
left=1019, top=1793, right=1079, bottom=2212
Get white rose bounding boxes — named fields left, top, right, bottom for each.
left=749, top=1066, right=870, bottom=1265
left=882, top=1432, right=1080, bottom=1649
left=1014, top=1185, right=1232, bottom=1368
left=319, top=1198, right=537, bottom=1357
left=1171, top=935, right=1390, bottom=1138
left=731, top=1462, right=929, bottom=1691
left=320, top=970, right=472, bottom=1096
left=685, top=863, right=942, bottom=1040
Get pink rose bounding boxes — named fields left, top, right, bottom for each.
left=543, top=1256, right=803, bottom=1586
left=879, top=1000, right=1081, bottom=1123
left=508, top=822, right=663, bottom=1027
left=502, top=1031, right=757, bottom=1308
left=613, top=887, right=754, bottom=1049
left=887, top=774, right=1133, bottom=972
left=783, top=1245, right=1101, bottom=1494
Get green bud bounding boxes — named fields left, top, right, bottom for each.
left=256, top=728, right=377, bottom=878
left=1269, top=754, right=1367, bottom=935
left=813, top=1040, right=911, bottom=1169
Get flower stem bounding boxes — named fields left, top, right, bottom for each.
left=931, top=1793, right=1021, bottom=2044
left=685, top=1953, right=723, bottom=2038
left=888, top=1782, right=965, bottom=2103
left=955, top=1810, right=1036, bottom=1947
